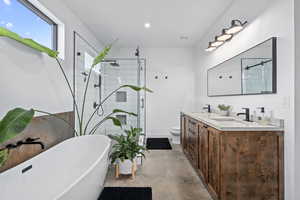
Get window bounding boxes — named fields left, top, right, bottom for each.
left=0, top=0, right=57, bottom=50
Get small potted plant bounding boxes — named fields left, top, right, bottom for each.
left=109, top=127, right=146, bottom=176
left=218, top=104, right=231, bottom=116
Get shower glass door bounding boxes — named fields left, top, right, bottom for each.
left=74, top=32, right=101, bottom=135
left=98, top=59, right=146, bottom=136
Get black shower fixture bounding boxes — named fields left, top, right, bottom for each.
left=110, top=61, right=120, bottom=67
left=135, top=47, right=140, bottom=57
left=206, top=19, right=247, bottom=52
left=102, top=59, right=120, bottom=67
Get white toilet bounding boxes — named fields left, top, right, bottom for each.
left=170, top=126, right=181, bottom=144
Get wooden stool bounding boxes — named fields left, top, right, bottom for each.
left=115, top=160, right=137, bottom=179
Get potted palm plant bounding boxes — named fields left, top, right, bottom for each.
left=218, top=104, right=231, bottom=116
left=109, top=127, right=146, bottom=176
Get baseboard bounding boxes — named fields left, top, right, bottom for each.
left=145, top=133, right=171, bottom=138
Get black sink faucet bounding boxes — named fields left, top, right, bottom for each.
left=203, top=104, right=211, bottom=113
left=237, top=108, right=250, bottom=122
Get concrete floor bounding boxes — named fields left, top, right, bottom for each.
left=104, top=144, right=212, bottom=200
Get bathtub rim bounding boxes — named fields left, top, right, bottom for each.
left=54, top=135, right=111, bottom=199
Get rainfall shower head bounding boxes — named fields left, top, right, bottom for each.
left=110, top=61, right=120, bottom=67
left=102, top=59, right=120, bottom=67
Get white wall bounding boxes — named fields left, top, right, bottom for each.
left=112, top=47, right=196, bottom=137
left=194, top=0, right=295, bottom=199
left=294, top=0, right=300, bottom=198
left=0, top=0, right=103, bottom=118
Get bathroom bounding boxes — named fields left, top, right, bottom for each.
left=0, top=0, right=300, bottom=199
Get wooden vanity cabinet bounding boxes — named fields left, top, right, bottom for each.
left=219, top=131, right=284, bottom=200
left=180, top=114, right=187, bottom=153
left=186, top=117, right=199, bottom=168
left=198, top=122, right=209, bottom=183
left=207, top=127, right=221, bottom=199
left=180, top=114, right=284, bottom=200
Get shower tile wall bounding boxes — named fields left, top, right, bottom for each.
left=98, top=61, right=140, bottom=135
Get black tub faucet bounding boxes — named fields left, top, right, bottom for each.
left=237, top=108, right=250, bottom=122
left=1, top=137, right=45, bottom=151
left=23, top=137, right=45, bottom=150
left=203, top=104, right=211, bottom=113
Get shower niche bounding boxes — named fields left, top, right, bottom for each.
left=116, top=91, right=127, bottom=102
left=207, top=37, right=277, bottom=97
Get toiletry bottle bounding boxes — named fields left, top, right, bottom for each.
left=257, top=107, right=269, bottom=125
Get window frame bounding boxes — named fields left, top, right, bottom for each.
left=17, top=0, right=58, bottom=50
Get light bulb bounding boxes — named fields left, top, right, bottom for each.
left=216, top=32, right=233, bottom=41
left=225, top=26, right=243, bottom=34
left=211, top=40, right=224, bottom=47
left=205, top=46, right=216, bottom=52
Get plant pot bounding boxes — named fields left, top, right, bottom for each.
left=119, top=159, right=133, bottom=174
left=219, top=110, right=229, bottom=116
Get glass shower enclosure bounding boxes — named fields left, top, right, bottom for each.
left=97, top=59, right=146, bottom=136
left=74, top=32, right=146, bottom=136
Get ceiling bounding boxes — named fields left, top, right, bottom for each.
left=63, top=0, right=235, bottom=48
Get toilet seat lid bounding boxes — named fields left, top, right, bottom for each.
left=171, top=126, right=180, bottom=131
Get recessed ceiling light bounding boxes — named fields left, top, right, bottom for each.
left=144, top=23, right=151, bottom=29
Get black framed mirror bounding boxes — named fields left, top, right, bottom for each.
left=207, top=37, right=277, bottom=97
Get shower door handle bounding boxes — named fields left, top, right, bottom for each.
left=141, top=98, right=145, bottom=109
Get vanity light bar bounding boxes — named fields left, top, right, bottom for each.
left=205, top=19, right=247, bottom=52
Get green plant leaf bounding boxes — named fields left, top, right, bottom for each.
left=92, top=44, right=112, bottom=67
left=218, top=104, right=231, bottom=111
left=106, top=117, right=122, bottom=127
left=0, top=149, right=9, bottom=167
left=0, top=108, right=34, bottom=144
left=120, top=85, right=153, bottom=93
left=112, top=109, right=137, bottom=117
left=0, top=27, right=59, bottom=58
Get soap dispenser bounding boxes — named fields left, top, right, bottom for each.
left=257, top=107, right=269, bottom=125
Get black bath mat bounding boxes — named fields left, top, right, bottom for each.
left=98, top=187, right=152, bottom=200
left=146, top=138, right=172, bottom=150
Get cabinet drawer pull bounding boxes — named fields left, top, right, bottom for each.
left=203, top=125, right=208, bottom=129
left=189, top=128, right=196, bottom=134
left=188, top=120, right=196, bottom=125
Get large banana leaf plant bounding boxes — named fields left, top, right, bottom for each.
left=0, top=27, right=152, bottom=167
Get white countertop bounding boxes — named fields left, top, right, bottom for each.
left=183, top=112, right=284, bottom=132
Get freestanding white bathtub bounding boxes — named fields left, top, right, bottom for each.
left=0, top=135, right=111, bottom=200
